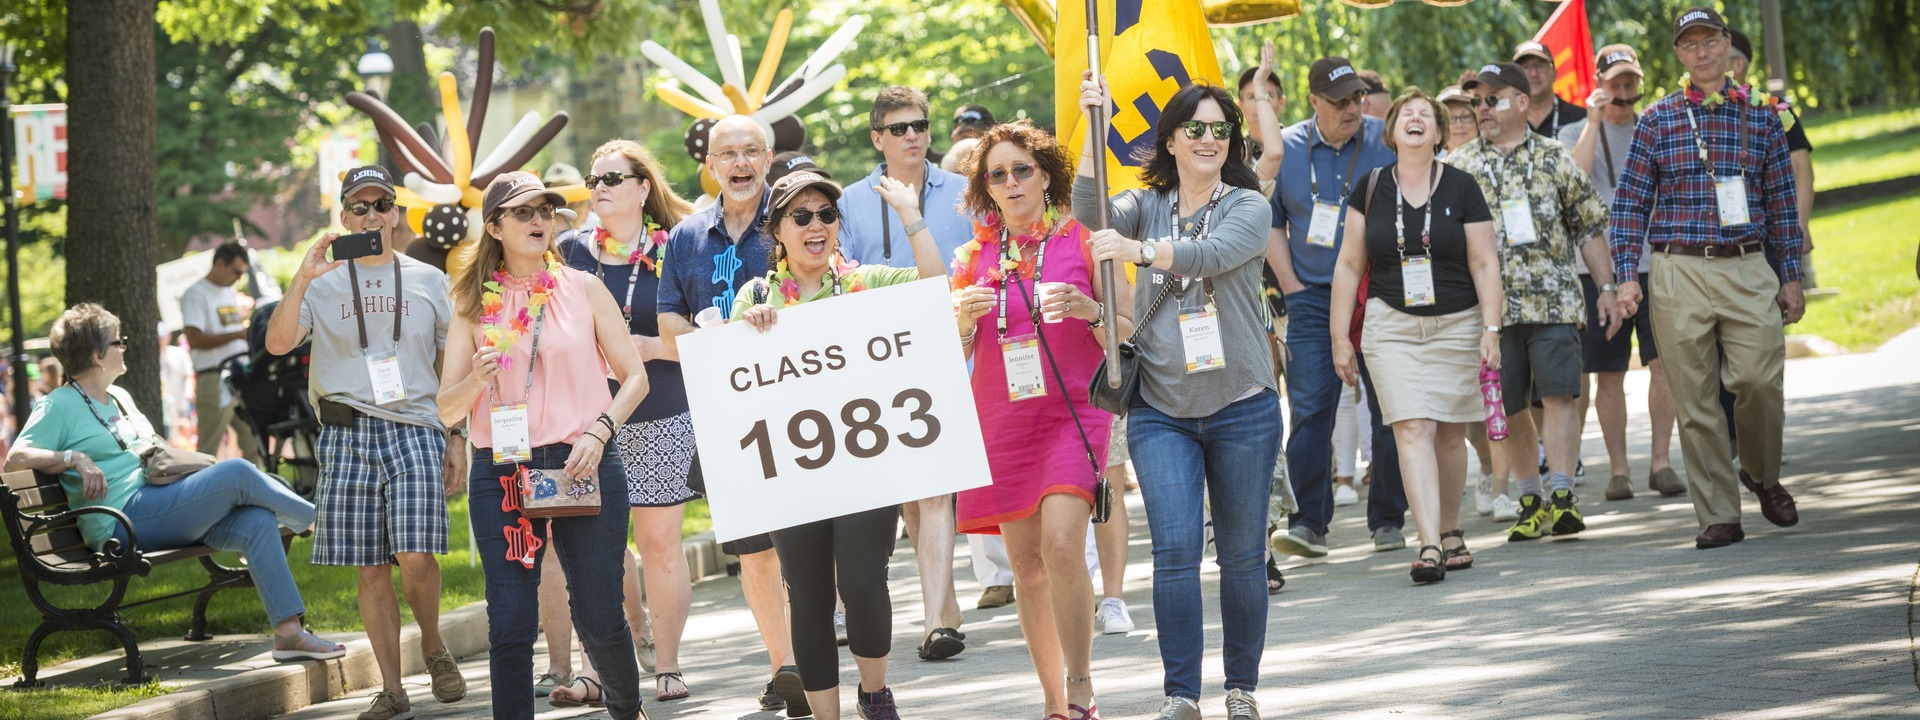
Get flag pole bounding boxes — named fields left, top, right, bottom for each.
left=1085, top=0, right=1121, bottom=387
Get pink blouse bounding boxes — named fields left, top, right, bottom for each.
left=467, top=266, right=611, bottom=450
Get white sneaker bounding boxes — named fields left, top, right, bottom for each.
left=1475, top=475, right=1495, bottom=516
left=1492, top=493, right=1520, bottom=522
left=1097, top=597, right=1135, bottom=634
left=1333, top=484, right=1359, bottom=507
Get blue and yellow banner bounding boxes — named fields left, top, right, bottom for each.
left=1054, top=0, right=1225, bottom=194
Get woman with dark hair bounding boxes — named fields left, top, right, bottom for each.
left=950, top=119, right=1135, bottom=720
left=1074, top=73, right=1279, bottom=720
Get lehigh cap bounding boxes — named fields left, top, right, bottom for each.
left=340, top=165, right=394, bottom=201
left=766, top=151, right=829, bottom=189
left=1435, top=85, right=1472, bottom=107
left=1462, top=63, right=1532, bottom=96
left=1308, top=57, right=1368, bottom=99
left=1512, top=41, right=1554, bottom=65
left=1596, top=44, right=1644, bottom=81
left=1728, top=29, right=1754, bottom=61
left=1673, top=7, right=1728, bottom=44
left=481, top=171, right=567, bottom=220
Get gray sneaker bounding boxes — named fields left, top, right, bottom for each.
left=1225, top=689, right=1261, bottom=720
left=1269, top=525, right=1328, bottom=558
left=1156, top=695, right=1202, bottom=720
left=1371, top=526, right=1406, bottom=552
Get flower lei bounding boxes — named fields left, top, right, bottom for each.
left=593, top=217, right=668, bottom=277
left=771, top=255, right=864, bottom=305
left=1682, top=75, right=1792, bottom=113
left=479, top=253, right=562, bottom=371
left=949, top=207, right=1061, bottom=292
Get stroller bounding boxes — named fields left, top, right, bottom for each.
left=221, top=301, right=321, bottom=498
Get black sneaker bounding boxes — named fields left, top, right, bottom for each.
left=773, top=665, right=810, bottom=718
left=758, top=681, right=785, bottom=712
left=857, top=686, right=899, bottom=720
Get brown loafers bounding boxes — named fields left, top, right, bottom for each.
left=1696, top=523, right=1746, bottom=549
left=1740, top=471, right=1800, bottom=527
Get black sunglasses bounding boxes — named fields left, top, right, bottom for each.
left=784, top=207, right=841, bottom=227
left=585, top=172, right=641, bottom=189
left=1180, top=120, right=1235, bottom=140
left=109, top=336, right=129, bottom=348
left=346, top=198, right=396, bottom=215
left=1607, top=95, right=1642, bottom=106
left=986, top=163, right=1039, bottom=186
left=499, top=205, right=558, bottom=223
left=1466, top=95, right=1513, bottom=109
left=873, top=119, right=931, bottom=137
left=1320, top=92, right=1367, bottom=111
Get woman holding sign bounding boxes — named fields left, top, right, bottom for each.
left=437, top=172, right=654, bottom=720
left=1330, top=90, right=1503, bottom=584
left=950, top=119, right=1134, bottom=720
left=732, top=170, right=943, bottom=720
left=1075, top=74, right=1280, bottom=720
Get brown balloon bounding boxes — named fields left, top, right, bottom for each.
left=471, top=112, right=571, bottom=188
left=467, top=28, right=494, bottom=157
left=345, top=91, right=455, bottom=183
left=373, top=127, right=421, bottom=177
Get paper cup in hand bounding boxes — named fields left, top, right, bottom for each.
left=1038, top=282, right=1072, bottom=323
left=695, top=307, right=724, bottom=329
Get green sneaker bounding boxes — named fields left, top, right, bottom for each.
left=1550, top=489, right=1586, bottom=535
left=1506, top=494, right=1551, bottom=541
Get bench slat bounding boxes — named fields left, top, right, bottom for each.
left=3, top=469, right=48, bottom=492
left=30, top=526, right=89, bottom=557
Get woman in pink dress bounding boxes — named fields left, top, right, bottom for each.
left=952, top=121, right=1135, bottom=720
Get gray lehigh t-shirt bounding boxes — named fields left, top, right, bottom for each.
left=1072, top=175, right=1276, bottom=419
left=297, top=253, right=452, bottom=429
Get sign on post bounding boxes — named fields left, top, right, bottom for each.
left=678, top=277, right=992, bottom=541
left=11, top=104, right=67, bottom=204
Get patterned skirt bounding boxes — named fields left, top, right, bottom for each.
left=615, top=411, right=699, bottom=507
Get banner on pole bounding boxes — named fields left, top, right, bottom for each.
left=1533, top=0, right=1596, bottom=106
left=12, top=104, right=67, bottom=204
left=1055, top=0, right=1224, bottom=196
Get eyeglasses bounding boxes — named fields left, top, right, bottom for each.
left=585, top=172, right=640, bottom=189
left=1449, top=113, right=1477, bottom=124
left=1319, top=92, right=1366, bottom=111
left=499, top=205, right=557, bottom=223
left=1677, top=35, right=1727, bottom=54
left=784, top=207, right=841, bottom=227
left=345, top=198, right=396, bottom=215
left=109, top=337, right=129, bottom=348
left=873, top=119, right=931, bottom=137
left=711, top=147, right=766, bottom=165
left=1179, top=121, right=1235, bottom=141
left=986, top=163, right=1039, bottom=186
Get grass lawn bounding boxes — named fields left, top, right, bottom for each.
left=1801, top=106, right=1920, bottom=191
left=1792, top=193, right=1920, bottom=350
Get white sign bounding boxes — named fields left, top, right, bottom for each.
left=12, top=104, right=67, bottom=204
left=679, top=278, right=993, bottom=541
left=317, top=132, right=363, bottom=210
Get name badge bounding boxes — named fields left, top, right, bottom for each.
left=1500, top=197, right=1539, bottom=246
left=1001, top=336, right=1046, bottom=402
left=1715, top=176, right=1751, bottom=227
left=367, top=351, right=407, bottom=405
left=1179, top=305, right=1227, bottom=374
left=1306, top=201, right=1343, bottom=248
left=1402, top=256, right=1436, bottom=307
left=491, top=404, right=532, bottom=465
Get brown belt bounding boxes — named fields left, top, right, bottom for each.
left=1650, top=241, right=1765, bottom=259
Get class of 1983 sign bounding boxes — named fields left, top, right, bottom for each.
left=677, top=277, right=992, bottom=541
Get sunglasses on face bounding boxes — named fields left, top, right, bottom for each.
left=1608, top=95, right=1642, bottom=106
left=1466, top=95, right=1512, bottom=109
left=1179, top=120, right=1235, bottom=141
left=986, top=163, right=1039, bottom=186
left=345, top=198, right=396, bottom=215
left=585, top=172, right=640, bottom=189
left=874, top=119, right=931, bottom=137
left=501, top=205, right=557, bottom=223
left=785, top=207, right=841, bottom=227
left=109, top=336, right=129, bottom=348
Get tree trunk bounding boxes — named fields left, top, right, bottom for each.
left=383, top=21, right=438, bottom=140
left=66, top=0, right=161, bottom=418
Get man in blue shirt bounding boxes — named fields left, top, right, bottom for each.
left=1266, top=57, right=1405, bottom=560
left=837, top=85, right=975, bottom=268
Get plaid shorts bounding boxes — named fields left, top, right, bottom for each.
left=311, top=414, right=450, bottom=566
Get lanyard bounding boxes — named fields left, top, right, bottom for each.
left=1393, top=160, right=1440, bottom=261
left=1537, top=103, right=1562, bottom=139
left=345, top=259, right=403, bottom=352
left=1485, top=134, right=1536, bottom=204
left=879, top=162, right=933, bottom=264
left=72, top=382, right=132, bottom=451
left=994, top=220, right=1062, bottom=340
left=1309, top=124, right=1363, bottom=204
left=491, top=311, right=547, bottom=407
left=1682, top=101, right=1752, bottom=182
left=1169, top=183, right=1229, bottom=300
left=593, top=231, right=655, bottom=325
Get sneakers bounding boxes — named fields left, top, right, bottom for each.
left=1475, top=474, right=1495, bottom=515
left=424, top=649, right=466, bottom=703
left=1155, top=696, right=1202, bottom=720
left=1507, top=494, right=1552, bottom=541
left=757, top=681, right=785, bottom=712
left=1269, top=525, right=1328, bottom=558
left=1097, top=597, right=1135, bottom=635
left=1604, top=475, right=1634, bottom=501
left=1225, top=689, right=1261, bottom=720
left=771, top=665, right=811, bottom=718
left=1371, top=525, right=1406, bottom=552
left=857, top=686, right=900, bottom=720
left=977, top=584, right=1015, bottom=609
left=637, top=636, right=657, bottom=673
left=1549, top=489, right=1586, bottom=535
left=1333, top=483, right=1359, bottom=507
left=356, top=690, right=413, bottom=720
left=1491, top=493, right=1520, bottom=522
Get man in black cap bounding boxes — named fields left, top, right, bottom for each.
left=1356, top=69, right=1391, bottom=120
left=1513, top=40, right=1587, bottom=139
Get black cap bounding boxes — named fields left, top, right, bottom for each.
left=340, top=165, right=394, bottom=201
left=1512, top=41, right=1554, bottom=65
left=1728, top=29, right=1753, bottom=61
left=1308, top=57, right=1368, bottom=99
left=766, top=151, right=829, bottom=189
left=766, top=171, right=842, bottom=218
left=1673, top=7, right=1728, bottom=44
left=1463, top=63, right=1531, bottom=96
left=1356, top=70, right=1388, bottom=96
left=1596, top=44, right=1645, bottom=81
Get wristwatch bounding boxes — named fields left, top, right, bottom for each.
left=903, top=218, right=928, bottom=236
left=1484, top=325, right=1503, bottom=334
left=62, top=450, right=74, bottom=469
left=446, top=427, right=468, bottom=441
left=1135, top=242, right=1158, bottom=267
left=1599, top=283, right=1619, bottom=293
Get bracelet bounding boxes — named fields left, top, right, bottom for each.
left=960, top=327, right=978, bottom=346
left=1089, top=302, right=1107, bottom=329
left=1484, top=325, right=1502, bottom=334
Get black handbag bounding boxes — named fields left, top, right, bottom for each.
left=1087, top=280, right=1174, bottom=416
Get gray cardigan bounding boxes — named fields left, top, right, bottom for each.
left=1072, top=175, right=1276, bottom=418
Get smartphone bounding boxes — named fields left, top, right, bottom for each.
left=332, top=230, right=383, bottom=261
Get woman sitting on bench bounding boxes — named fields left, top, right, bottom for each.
left=4, top=303, right=345, bottom=662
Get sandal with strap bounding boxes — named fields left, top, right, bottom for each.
left=1439, top=529, right=1473, bottom=570
left=656, top=671, right=690, bottom=701
left=1410, top=544, right=1446, bottom=584
left=1265, top=555, right=1285, bottom=595
left=548, top=676, right=605, bottom=708
left=1071, top=702, right=1101, bottom=720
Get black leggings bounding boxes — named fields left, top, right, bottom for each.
left=771, top=504, right=898, bottom=692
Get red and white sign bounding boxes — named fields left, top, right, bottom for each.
left=11, top=103, right=67, bottom=204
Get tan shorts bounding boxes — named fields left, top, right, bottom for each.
left=1360, top=299, right=1486, bottom=426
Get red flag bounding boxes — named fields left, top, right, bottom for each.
left=1533, top=0, right=1596, bottom=105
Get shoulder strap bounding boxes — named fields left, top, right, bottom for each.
left=1361, top=167, right=1383, bottom=216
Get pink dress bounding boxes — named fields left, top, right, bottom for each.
left=954, top=219, right=1112, bottom=534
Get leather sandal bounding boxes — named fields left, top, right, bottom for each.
left=1439, top=529, right=1473, bottom=570
left=548, top=676, right=605, bottom=708
left=655, top=671, right=690, bottom=701
left=1410, top=545, right=1446, bottom=584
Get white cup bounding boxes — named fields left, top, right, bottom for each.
left=695, top=306, right=725, bottom=329
left=1037, top=282, right=1072, bottom=323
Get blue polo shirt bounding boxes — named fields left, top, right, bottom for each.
left=836, top=161, right=975, bottom=267
left=1270, top=116, right=1396, bottom=287
left=658, top=189, right=773, bottom=320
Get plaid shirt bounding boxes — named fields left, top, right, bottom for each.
left=1609, top=80, right=1805, bottom=283
left=1447, top=134, right=1608, bottom=327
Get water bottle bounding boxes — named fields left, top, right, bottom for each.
left=1481, top=363, right=1509, bottom=441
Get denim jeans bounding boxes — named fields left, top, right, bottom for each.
left=470, top=443, right=641, bottom=720
left=1129, top=390, right=1281, bottom=700
left=117, top=458, right=315, bottom=626
left=1285, top=286, right=1406, bottom=534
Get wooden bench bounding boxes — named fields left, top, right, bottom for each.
left=1, top=469, right=296, bottom=687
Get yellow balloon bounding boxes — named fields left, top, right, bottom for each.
left=657, top=85, right=728, bottom=120
left=438, top=72, right=474, bottom=189
left=395, top=186, right=436, bottom=211
left=723, top=84, right=752, bottom=115
left=462, top=186, right=485, bottom=209
left=554, top=184, right=590, bottom=204
left=407, top=206, right=427, bottom=236
left=1203, top=0, right=1303, bottom=26
left=749, top=9, right=795, bottom=108
left=998, top=0, right=1054, bottom=57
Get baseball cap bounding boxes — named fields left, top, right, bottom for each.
left=481, top=171, right=567, bottom=220
left=1357, top=70, right=1388, bottom=96
left=1728, top=29, right=1754, bottom=61
left=1462, top=63, right=1532, bottom=96
left=543, top=162, right=584, bottom=187
left=1596, top=44, right=1644, bottom=81
left=1308, top=57, right=1368, bottom=99
left=340, top=165, right=394, bottom=201
left=766, top=171, right=843, bottom=219
left=1513, top=41, right=1554, bottom=65
left=767, top=151, right=829, bottom=189
left=1673, top=7, right=1728, bottom=44
left=1435, top=85, right=1472, bottom=107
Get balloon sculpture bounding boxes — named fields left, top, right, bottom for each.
left=344, top=27, right=590, bottom=251
left=641, top=0, right=866, bottom=199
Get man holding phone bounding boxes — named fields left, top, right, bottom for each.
left=265, top=166, right=468, bottom=720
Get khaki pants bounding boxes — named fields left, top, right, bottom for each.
left=195, top=370, right=262, bottom=465
left=1646, top=251, right=1785, bottom=528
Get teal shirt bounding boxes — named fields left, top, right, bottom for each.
left=16, top=385, right=157, bottom=550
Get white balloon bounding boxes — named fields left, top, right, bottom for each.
left=753, top=64, right=847, bottom=124
left=473, top=112, right=542, bottom=180
left=770, top=15, right=865, bottom=104
left=405, top=172, right=464, bottom=205
left=641, top=41, right=732, bottom=110
left=701, top=0, right=745, bottom=90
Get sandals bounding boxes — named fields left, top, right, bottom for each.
left=1265, top=555, right=1286, bottom=595
left=1440, top=530, right=1474, bottom=571
left=918, top=627, right=966, bottom=660
left=548, top=676, right=605, bottom=708
left=1071, top=702, right=1101, bottom=720
left=1410, top=545, right=1446, bottom=584
left=270, top=629, right=347, bottom=662
left=655, top=671, right=690, bottom=701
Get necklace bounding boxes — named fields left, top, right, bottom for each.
left=480, top=253, right=563, bottom=371
left=771, top=255, right=863, bottom=304
left=594, top=217, right=667, bottom=277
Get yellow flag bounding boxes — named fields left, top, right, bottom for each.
left=1055, top=0, right=1225, bottom=195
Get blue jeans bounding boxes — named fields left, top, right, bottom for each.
left=1129, top=390, right=1281, bottom=700
left=470, top=444, right=641, bottom=720
left=1284, top=286, right=1406, bottom=534
left=117, top=458, right=315, bottom=625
